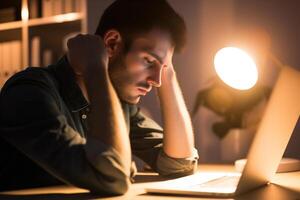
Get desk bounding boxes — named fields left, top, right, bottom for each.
left=0, top=165, right=299, bottom=199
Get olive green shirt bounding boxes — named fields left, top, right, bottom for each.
left=0, top=56, right=198, bottom=194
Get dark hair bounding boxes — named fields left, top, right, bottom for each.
left=95, top=0, right=186, bottom=53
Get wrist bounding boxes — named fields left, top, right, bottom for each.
left=165, top=66, right=176, bottom=78
left=83, top=58, right=108, bottom=77
left=83, top=65, right=110, bottom=88
left=161, top=68, right=176, bottom=88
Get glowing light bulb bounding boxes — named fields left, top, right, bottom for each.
left=214, top=47, right=258, bottom=90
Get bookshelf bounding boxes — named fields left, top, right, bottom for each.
left=0, top=0, right=87, bottom=87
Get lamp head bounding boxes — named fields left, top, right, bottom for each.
left=214, top=47, right=258, bottom=90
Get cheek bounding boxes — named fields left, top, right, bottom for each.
left=124, top=56, right=149, bottom=84
left=113, top=66, right=143, bottom=89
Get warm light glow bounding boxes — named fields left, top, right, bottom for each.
left=21, top=8, right=29, bottom=21
left=54, top=13, right=79, bottom=23
left=214, top=47, right=258, bottom=90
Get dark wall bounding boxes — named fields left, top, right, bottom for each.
left=234, top=0, right=300, bottom=159
left=235, top=0, right=300, bottom=69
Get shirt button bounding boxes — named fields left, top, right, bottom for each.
left=81, top=114, right=87, bottom=119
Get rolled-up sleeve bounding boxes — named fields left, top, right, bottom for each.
left=0, top=82, right=129, bottom=195
left=129, top=105, right=198, bottom=178
left=156, top=148, right=198, bottom=177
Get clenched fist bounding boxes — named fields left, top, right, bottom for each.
left=67, top=34, right=109, bottom=76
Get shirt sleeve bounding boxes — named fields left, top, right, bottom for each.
left=0, top=82, right=129, bottom=195
left=129, top=105, right=199, bottom=178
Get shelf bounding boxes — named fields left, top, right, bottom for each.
left=28, top=13, right=83, bottom=27
left=0, top=12, right=83, bottom=31
left=0, top=20, right=23, bottom=31
left=0, top=0, right=86, bottom=83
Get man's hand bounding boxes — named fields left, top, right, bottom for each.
left=161, top=59, right=176, bottom=85
left=67, top=34, right=109, bottom=76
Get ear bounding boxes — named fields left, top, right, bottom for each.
left=103, top=30, right=122, bottom=57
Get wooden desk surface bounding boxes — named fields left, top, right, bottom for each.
left=1, top=165, right=299, bottom=200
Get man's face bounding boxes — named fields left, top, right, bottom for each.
left=109, top=29, right=174, bottom=104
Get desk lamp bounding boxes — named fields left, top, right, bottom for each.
left=214, top=46, right=300, bottom=172
left=192, top=48, right=270, bottom=139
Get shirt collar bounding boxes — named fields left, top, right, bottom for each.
left=50, top=56, right=89, bottom=112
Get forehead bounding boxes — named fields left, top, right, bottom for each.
left=129, top=29, right=174, bottom=62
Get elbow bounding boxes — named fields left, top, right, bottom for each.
left=107, top=176, right=131, bottom=195
left=83, top=143, right=132, bottom=195
left=89, top=172, right=131, bottom=195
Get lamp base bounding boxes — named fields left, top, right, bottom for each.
left=235, top=158, right=300, bottom=173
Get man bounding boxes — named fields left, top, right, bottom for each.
left=0, top=0, right=198, bottom=195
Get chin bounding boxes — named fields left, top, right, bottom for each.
left=127, top=98, right=140, bottom=105
left=123, top=96, right=141, bottom=105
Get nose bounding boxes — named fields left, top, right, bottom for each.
left=147, top=64, right=162, bottom=87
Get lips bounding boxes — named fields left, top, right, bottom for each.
left=137, top=87, right=151, bottom=95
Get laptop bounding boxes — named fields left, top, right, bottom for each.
left=145, top=67, right=300, bottom=197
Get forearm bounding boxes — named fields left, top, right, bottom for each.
left=84, top=66, right=131, bottom=174
left=158, top=69, right=194, bottom=158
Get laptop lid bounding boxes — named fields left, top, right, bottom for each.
left=145, top=67, right=299, bottom=197
left=236, top=67, right=300, bottom=195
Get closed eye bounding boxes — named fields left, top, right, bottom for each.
left=143, top=57, right=156, bottom=66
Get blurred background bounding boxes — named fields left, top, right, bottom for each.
left=140, top=0, right=300, bottom=164
left=0, top=0, right=299, bottom=164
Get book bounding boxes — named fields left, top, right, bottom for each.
left=2, top=42, right=11, bottom=77
left=64, top=0, right=74, bottom=13
left=10, top=40, right=22, bottom=73
left=53, top=0, right=63, bottom=16
left=31, top=36, right=40, bottom=67
left=74, top=0, right=81, bottom=12
left=0, top=7, right=16, bottom=23
left=42, top=49, right=53, bottom=67
left=42, top=0, right=53, bottom=17
left=0, top=43, right=7, bottom=87
left=29, top=0, right=39, bottom=19
left=0, top=43, right=3, bottom=78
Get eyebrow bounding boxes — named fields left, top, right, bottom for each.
left=142, top=47, right=164, bottom=65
